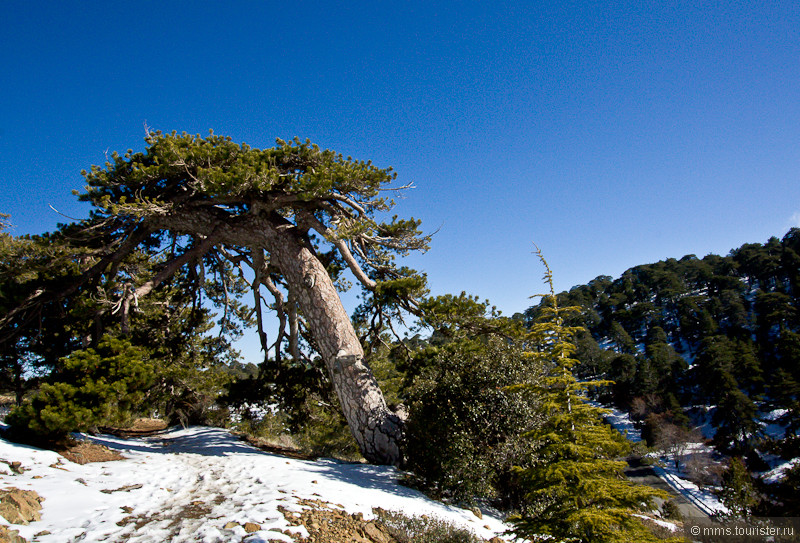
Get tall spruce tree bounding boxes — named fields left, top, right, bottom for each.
left=508, top=248, right=668, bottom=543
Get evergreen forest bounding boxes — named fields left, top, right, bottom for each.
left=523, top=230, right=800, bottom=518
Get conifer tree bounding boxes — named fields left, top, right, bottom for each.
left=0, top=133, right=430, bottom=464
left=6, top=335, right=155, bottom=442
left=508, top=247, right=668, bottom=543
left=717, top=457, right=761, bottom=518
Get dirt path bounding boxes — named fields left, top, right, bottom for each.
left=624, top=456, right=711, bottom=520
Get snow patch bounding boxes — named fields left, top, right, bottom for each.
left=0, top=426, right=513, bottom=542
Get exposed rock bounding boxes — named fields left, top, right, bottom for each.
left=223, top=521, right=238, bottom=529
left=100, top=484, right=142, bottom=494
left=59, top=441, right=124, bottom=465
left=243, top=522, right=261, bottom=533
left=279, top=500, right=398, bottom=543
left=0, top=524, right=27, bottom=543
left=0, top=488, right=43, bottom=525
left=364, top=521, right=390, bottom=543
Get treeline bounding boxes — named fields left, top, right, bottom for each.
left=523, top=230, right=800, bottom=514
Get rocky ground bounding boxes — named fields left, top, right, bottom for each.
left=0, top=425, right=513, bottom=542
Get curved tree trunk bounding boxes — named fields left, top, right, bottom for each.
left=154, top=211, right=405, bottom=465
left=267, top=227, right=405, bottom=466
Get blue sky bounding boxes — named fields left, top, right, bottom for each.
left=2, top=1, right=799, bottom=359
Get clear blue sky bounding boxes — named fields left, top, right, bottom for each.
left=2, top=1, right=799, bottom=358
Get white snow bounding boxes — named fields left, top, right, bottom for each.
left=586, top=400, right=642, bottom=442
left=763, top=458, right=800, bottom=484
left=0, top=426, right=513, bottom=542
left=652, top=463, right=728, bottom=517
left=632, top=514, right=679, bottom=533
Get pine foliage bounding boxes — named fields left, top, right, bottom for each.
left=509, top=248, right=668, bottom=543
left=7, top=336, right=154, bottom=441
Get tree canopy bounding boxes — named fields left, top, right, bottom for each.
left=1, top=132, right=431, bottom=464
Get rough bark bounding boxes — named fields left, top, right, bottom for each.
left=152, top=210, right=405, bottom=465
left=273, top=231, right=404, bottom=465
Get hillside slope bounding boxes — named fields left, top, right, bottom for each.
left=0, top=426, right=512, bottom=542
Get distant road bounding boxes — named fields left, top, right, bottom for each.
left=624, top=456, right=711, bottom=520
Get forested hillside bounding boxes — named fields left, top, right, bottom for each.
left=523, top=230, right=800, bottom=514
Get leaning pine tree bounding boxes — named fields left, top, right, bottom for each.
left=0, top=132, right=430, bottom=465
left=508, top=247, right=670, bottom=543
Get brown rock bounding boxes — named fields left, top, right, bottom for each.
left=59, top=441, right=124, bottom=465
left=364, top=521, right=389, bottom=543
left=470, top=506, right=482, bottom=519
left=244, top=522, right=261, bottom=533
left=224, top=521, right=239, bottom=529
left=0, top=525, right=26, bottom=543
left=0, top=489, right=43, bottom=525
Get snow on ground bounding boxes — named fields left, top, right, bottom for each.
left=763, top=458, right=800, bottom=484
left=760, top=408, right=790, bottom=441
left=0, top=426, right=513, bottom=543
left=652, top=462, right=728, bottom=517
left=586, top=400, right=641, bottom=442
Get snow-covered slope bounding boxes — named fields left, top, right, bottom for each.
left=0, top=426, right=512, bottom=542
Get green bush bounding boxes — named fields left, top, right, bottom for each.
left=661, top=499, right=683, bottom=521
left=403, top=336, right=542, bottom=506
left=6, top=336, right=154, bottom=442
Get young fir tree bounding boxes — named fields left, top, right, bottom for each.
left=716, top=457, right=761, bottom=518
left=508, top=248, right=669, bottom=543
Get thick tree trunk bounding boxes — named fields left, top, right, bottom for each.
left=154, top=211, right=405, bottom=465
left=267, top=228, right=405, bottom=466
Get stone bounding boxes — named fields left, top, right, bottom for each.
left=0, top=489, right=43, bottom=525
left=224, top=521, right=238, bottom=529
left=0, top=525, right=26, bottom=543
left=243, top=522, right=260, bottom=533
left=364, top=521, right=389, bottom=543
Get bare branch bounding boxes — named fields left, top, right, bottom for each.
left=251, top=248, right=269, bottom=355
left=261, top=273, right=288, bottom=362
left=328, top=193, right=368, bottom=216
left=119, top=228, right=221, bottom=333
left=299, top=210, right=377, bottom=290
left=48, top=204, right=83, bottom=222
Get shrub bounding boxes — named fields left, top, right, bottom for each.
left=374, top=509, right=484, bottom=543
left=6, top=336, right=154, bottom=442
left=293, top=394, right=362, bottom=461
left=403, top=336, right=542, bottom=506
left=661, top=499, right=683, bottom=521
